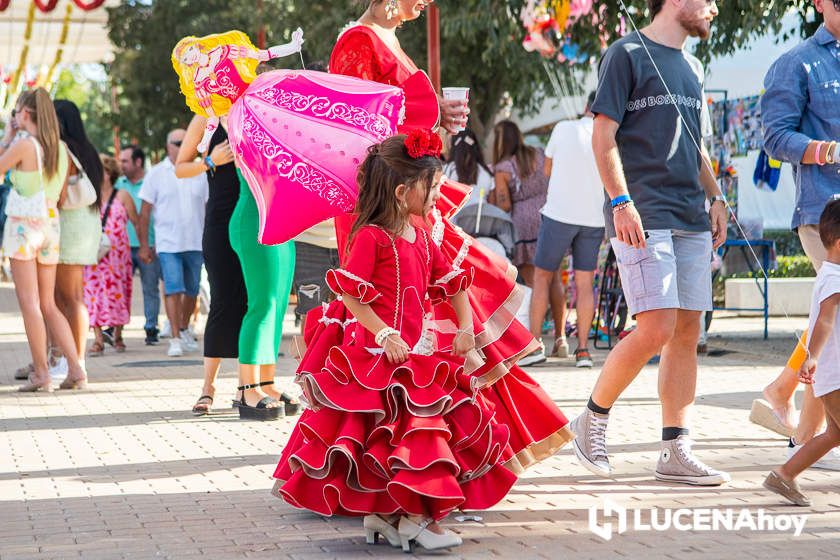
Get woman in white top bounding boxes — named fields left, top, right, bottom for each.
left=443, top=128, right=493, bottom=209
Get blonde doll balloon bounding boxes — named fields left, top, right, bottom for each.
left=172, top=28, right=304, bottom=152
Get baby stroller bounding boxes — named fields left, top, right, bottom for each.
left=451, top=200, right=516, bottom=261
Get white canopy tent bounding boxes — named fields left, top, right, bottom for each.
left=1, top=0, right=118, bottom=107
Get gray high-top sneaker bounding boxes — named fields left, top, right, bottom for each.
left=570, top=408, right=611, bottom=477
left=655, top=435, right=731, bottom=486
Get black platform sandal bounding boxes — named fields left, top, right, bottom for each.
left=232, top=383, right=283, bottom=420
left=259, top=380, right=302, bottom=416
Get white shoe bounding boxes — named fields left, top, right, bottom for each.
left=787, top=442, right=840, bottom=471
left=398, top=517, right=461, bottom=553
left=363, top=515, right=400, bottom=547
left=160, top=320, right=172, bottom=339
left=167, top=338, right=184, bottom=357
left=48, top=356, right=68, bottom=381
left=519, top=349, right=547, bottom=367
left=180, top=330, right=198, bottom=352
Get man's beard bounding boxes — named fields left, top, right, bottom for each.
left=678, top=13, right=712, bottom=40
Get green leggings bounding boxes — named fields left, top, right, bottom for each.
left=229, top=171, right=296, bottom=365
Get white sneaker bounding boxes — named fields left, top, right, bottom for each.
left=787, top=442, right=840, bottom=471
left=570, top=409, right=612, bottom=477
left=180, top=330, right=199, bottom=353
left=160, top=320, right=172, bottom=339
left=519, top=349, right=547, bottom=367
left=167, top=338, right=184, bottom=357
left=48, top=356, right=68, bottom=381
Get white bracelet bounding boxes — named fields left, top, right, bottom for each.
left=832, top=143, right=840, bottom=165
left=375, top=327, right=400, bottom=347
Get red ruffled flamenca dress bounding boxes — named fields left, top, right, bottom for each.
left=328, top=23, right=573, bottom=471
left=273, top=225, right=516, bottom=519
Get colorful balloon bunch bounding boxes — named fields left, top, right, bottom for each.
left=520, top=1, right=593, bottom=60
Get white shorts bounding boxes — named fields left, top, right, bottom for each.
left=611, top=229, right=712, bottom=317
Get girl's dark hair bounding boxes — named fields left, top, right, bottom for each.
left=493, top=120, right=537, bottom=178
left=350, top=134, right=443, bottom=247
left=448, top=128, right=490, bottom=186
left=819, top=197, right=840, bottom=249
left=54, top=99, right=103, bottom=206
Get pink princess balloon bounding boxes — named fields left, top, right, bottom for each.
left=227, top=70, right=405, bottom=244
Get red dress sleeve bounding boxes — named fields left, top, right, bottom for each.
left=427, top=239, right=473, bottom=304
left=329, top=29, right=382, bottom=82
left=325, top=226, right=381, bottom=304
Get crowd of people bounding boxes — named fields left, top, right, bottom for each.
left=2, top=0, right=840, bottom=553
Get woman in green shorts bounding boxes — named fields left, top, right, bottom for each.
left=229, top=169, right=300, bottom=420
left=55, top=100, right=104, bottom=362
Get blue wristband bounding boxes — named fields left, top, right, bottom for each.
left=204, top=155, right=216, bottom=173
left=611, top=194, right=631, bottom=208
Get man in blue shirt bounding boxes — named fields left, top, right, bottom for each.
left=754, top=0, right=840, bottom=470
left=117, top=145, right=162, bottom=345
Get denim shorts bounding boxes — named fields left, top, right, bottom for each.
left=158, top=251, right=203, bottom=296
left=534, top=215, right=605, bottom=271
left=610, top=229, right=712, bottom=317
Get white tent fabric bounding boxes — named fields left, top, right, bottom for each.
left=0, top=0, right=118, bottom=66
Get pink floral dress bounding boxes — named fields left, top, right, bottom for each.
left=83, top=195, right=132, bottom=327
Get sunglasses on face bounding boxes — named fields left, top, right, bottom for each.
left=169, top=140, right=183, bottom=147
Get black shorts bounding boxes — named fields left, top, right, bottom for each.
left=293, top=242, right=340, bottom=317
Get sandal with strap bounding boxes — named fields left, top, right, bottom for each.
left=259, top=380, right=301, bottom=416
left=114, top=337, right=126, bottom=353
left=88, top=341, right=105, bottom=357
left=192, top=394, right=213, bottom=416
left=232, top=383, right=283, bottom=420
left=15, top=363, right=34, bottom=380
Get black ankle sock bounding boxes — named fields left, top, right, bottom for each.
left=662, top=427, right=689, bottom=441
left=587, top=397, right=611, bottom=416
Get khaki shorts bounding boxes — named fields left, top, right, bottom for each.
left=797, top=224, right=826, bottom=271
left=1, top=207, right=61, bottom=265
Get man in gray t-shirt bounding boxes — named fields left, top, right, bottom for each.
left=570, top=0, right=730, bottom=487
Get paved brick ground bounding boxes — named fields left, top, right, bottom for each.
left=0, top=279, right=838, bottom=559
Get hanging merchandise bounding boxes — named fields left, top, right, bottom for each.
left=753, top=149, right=782, bottom=191
left=709, top=95, right=763, bottom=158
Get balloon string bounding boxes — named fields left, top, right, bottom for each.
left=616, top=0, right=803, bottom=346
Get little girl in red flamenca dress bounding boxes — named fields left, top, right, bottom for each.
left=272, top=131, right=515, bottom=553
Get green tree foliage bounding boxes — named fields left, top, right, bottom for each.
left=107, top=0, right=824, bottom=149
left=52, top=68, right=114, bottom=154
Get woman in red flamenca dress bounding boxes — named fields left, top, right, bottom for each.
left=274, top=133, right=515, bottom=552
left=327, top=0, right=573, bottom=471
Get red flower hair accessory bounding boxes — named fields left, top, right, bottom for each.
left=404, top=129, right=443, bottom=159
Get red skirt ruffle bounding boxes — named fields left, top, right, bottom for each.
left=273, top=333, right=516, bottom=520
left=427, top=181, right=574, bottom=470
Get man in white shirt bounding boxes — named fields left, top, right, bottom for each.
left=523, top=92, right=605, bottom=368
left=138, top=129, right=209, bottom=357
